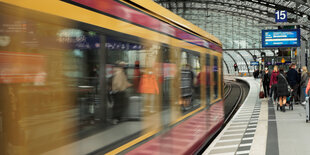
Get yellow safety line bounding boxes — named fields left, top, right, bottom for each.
left=214, top=98, right=222, bottom=103
left=105, top=128, right=161, bottom=155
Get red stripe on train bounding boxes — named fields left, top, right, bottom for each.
left=66, top=0, right=222, bottom=52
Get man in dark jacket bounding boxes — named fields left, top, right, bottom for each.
left=286, top=63, right=300, bottom=103
left=262, top=68, right=270, bottom=98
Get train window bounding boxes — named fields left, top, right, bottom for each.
left=105, top=38, right=163, bottom=129
left=206, top=54, right=211, bottom=104
left=180, top=50, right=201, bottom=112
left=213, top=56, right=219, bottom=100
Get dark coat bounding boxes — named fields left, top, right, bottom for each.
left=287, top=68, right=299, bottom=87
left=262, top=72, right=270, bottom=85
left=277, top=73, right=290, bottom=97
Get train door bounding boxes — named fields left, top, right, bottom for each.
left=209, top=54, right=222, bottom=103
left=169, top=47, right=182, bottom=123
left=219, top=57, right=223, bottom=99
left=104, top=37, right=145, bottom=124
left=206, top=53, right=211, bottom=105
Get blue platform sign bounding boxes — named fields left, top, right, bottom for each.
left=262, top=29, right=300, bottom=48
left=250, top=61, right=259, bottom=66
left=275, top=10, right=287, bottom=22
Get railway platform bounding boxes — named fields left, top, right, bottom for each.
left=203, top=77, right=310, bottom=155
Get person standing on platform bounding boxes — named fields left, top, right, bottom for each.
left=133, top=61, right=141, bottom=93
left=300, top=66, right=309, bottom=105
left=287, top=63, right=300, bottom=104
left=277, top=68, right=290, bottom=112
left=297, top=68, right=302, bottom=103
left=305, top=73, right=310, bottom=97
left=262, top=68, right=270, bottom=98
left=270, top=65, right=279, bottom=103
left=111, top=61, right=132, bottom=124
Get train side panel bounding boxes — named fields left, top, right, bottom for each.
left=0, top=1, right=224, bottom=154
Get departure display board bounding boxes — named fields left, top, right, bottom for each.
left=262, top=29, right=300, bottom=48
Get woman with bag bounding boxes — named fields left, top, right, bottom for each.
left=270, top=65, right=279, bottom=104
left=262, top=68, right=270, bottom=98
left=300, top=66, right=309, bottom=105
left=277, top=68, right=290, bottom=112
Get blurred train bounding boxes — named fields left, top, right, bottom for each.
left=0, top=0, right=224, bottom=154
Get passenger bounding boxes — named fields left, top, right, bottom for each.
left=133, top=61, right=141, bottom=93
left=262, top=68, right=270, bottom=98
left=277, top=68, right=290, bottom=112
left=286, top=63, right=300, bottom=104
left=300, top=66, right=309, bottom=105
left=253, top=69, right=259, bottom=78
left=139, top=67, right=159, bottom=113
left=305, top=74, right=310, bottom=97
left=269, top=65, right=279, bottom=103
left=111, top=61, right=132, bottom=124
left=297, top=68, right=302, bottom=103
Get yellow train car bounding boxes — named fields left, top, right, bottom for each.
left=0, top=0, right=224, bottom=154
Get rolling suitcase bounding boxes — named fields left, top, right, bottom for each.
left=306, top=97, right=310, bottom=122
left=125, top=96, right=142, bottom=120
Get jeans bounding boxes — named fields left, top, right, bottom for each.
left=301, top=87, right=308, bottom=102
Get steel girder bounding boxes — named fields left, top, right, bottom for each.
left=156, top=0, right=310, bottom=35
left=223, top=59, right=230, bottom=74
left=223, top=51, right=238, bottom=73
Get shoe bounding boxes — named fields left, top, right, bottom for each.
left=302, top=101, right=306, bottom=105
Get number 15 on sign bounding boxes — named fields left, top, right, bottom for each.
left=275, top=10, right=287, bottom=22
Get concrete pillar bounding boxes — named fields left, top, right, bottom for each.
left=300, top=40, right=306, bottom=68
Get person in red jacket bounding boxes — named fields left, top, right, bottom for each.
left=133, top=61, right=141, bottom=93
left=269, top=65, right=279, bottom=104
left=305, top=75, right=310, bottom=97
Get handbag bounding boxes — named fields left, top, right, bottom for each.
left=259, top=91, right=265, bottom=98
left=259, top=84, right=264, bottom=98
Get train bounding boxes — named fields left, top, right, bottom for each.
left=0, top=0, right=224, bottom=154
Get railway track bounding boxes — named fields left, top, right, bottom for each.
left=223, top=80, right=249, bottom=123
left=197, top=80, right=249, bottom=154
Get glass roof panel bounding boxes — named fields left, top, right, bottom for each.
left=154, top=0, right=310, bottom=74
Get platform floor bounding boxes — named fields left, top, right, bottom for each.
left=204, top=77, right=310, bottom=155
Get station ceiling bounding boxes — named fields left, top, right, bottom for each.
left=154, top=0, right=310, bottom=74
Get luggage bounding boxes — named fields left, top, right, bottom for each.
left=125, top=96, right=142, bottom=120
left=306, top=97, right=310, bottom=123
